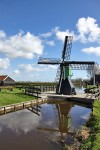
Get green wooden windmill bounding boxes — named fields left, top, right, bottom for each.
left=38, top=36, right=95, bottom=95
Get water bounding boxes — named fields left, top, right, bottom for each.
left=0, top=101, right=92, bottom=150
left=75, top=86, right=85, bottom=94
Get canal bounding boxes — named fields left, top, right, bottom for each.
left=0, top=100, right=92, bottom=150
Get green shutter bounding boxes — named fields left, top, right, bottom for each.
left=63, top=66, right=72, bottom=79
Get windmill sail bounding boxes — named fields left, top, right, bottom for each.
left=38, top=57, right=61, bottom=64
left=55, top=65, right=61, bottom=82
left=62, top=36, right=73, bottom=61
left=57, top=64, right=64, bottom=93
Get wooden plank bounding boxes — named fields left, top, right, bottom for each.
left=47, top=93, right=95, bottom=104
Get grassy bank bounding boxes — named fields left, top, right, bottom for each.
left=0, top=88, right=35, bottom=106
left=81, top=100, right=100, bottom=150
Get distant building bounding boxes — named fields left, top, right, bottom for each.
left=95, top=74, right=100, bottom=83
left=90, top=74, right=100, bottom=85
left=0, top=75, right=15, bottom=86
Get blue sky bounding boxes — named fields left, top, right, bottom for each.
left=0, top=0, right=100, bottom=81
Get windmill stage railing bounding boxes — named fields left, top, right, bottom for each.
left=24, top=85, right=57, bottom=94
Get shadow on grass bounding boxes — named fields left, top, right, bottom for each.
left=15, top=92, right=35, bottom=98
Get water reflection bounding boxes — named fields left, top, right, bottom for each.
left=75, top=86, right=85, bottom=94
left=0, top=109, right=42, bottom=134
left=0, top=101, right=92, bottom=150
left=37, top=102, right=73, bottom=142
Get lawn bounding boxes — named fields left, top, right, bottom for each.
left=0, top=88, right=35, bottom=106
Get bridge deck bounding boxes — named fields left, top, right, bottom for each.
left=46, top=93, right=99, bottom=104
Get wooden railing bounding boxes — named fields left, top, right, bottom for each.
left=25, top=87, right=41, bottom=99
left=25, top=85, right=56, bottom=93
left=40, top=85, right=56, bottom=92
left=15, top=84, right=57, bottom=93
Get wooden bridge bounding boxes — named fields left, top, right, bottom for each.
left=0, top=86, right=99, bottom=116
left=47, top=93, right=97, bottom=104
left=45, top=86, right=100, bottom=103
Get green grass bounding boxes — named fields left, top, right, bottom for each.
left=81, top=100, right=100, bottom=150
left=0, top=88, right=35, bottom=106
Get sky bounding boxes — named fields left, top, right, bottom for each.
left=0, top=0, right=100, bottom=82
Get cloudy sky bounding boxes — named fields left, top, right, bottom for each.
left=0, top=0, right=100, bottom=81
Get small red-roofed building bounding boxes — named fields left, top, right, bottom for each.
left=0, top=75, right=15, bottom=86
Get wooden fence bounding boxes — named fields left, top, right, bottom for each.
left=25, top=87, right=41, bottom=98
left=39, top=85, right=56, bottom=92
left=25, top=85, right=56, bottom=94
left=0, top=99, right=47, bottom=115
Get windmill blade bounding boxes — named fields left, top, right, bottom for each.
left=57, top=64, right=63, bottom=94
left=38, top=57, right=61, bottom=64
left=55, top=65, right=61, bottom=83
left=62, top=36, right=73, bottom=61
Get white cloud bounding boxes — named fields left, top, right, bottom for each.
left=19, top=64, right=45, bottom=72
left=76, top=17, right=99, bottom=34
left=0, top=31, right=44, bottom=59
left=46, top=40, right=55, bottom=46
left=40, top=32, right=52, bottom=38
left=18, top=63, right=58, bottom=74
left=19, top=64, right=34, bottom=72
left=13, top=70, right=20, bottom=76
left=54, top=27, right=76, bottom=42
left=1, top=17, right=99, bottom=61
left=0, top=58, right=10, bottom=69
left=0, top=30, right=6, bottom=39
left=53, top=17, right=100, bottom=44
left=82, top=47, right=100, bottom=56
left=47, top=65, right=57, bottom=70
left=76, top=17, right=100, bottom=43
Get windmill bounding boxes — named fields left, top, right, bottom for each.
left=38, top=36, right=95, bottom=95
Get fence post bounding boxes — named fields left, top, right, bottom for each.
left=54, top=85, right=56, bottom=91
left=37, top=91, right=38, bottom=100
left=41, top=85, right=43, bottom=93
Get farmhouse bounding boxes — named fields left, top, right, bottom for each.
left=0, top=75, right=15, bottom=86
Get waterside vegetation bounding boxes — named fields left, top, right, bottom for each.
left=81, top=100, right=100, bottom=150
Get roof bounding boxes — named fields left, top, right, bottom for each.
left=0, top=75, right=8, bottom=81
